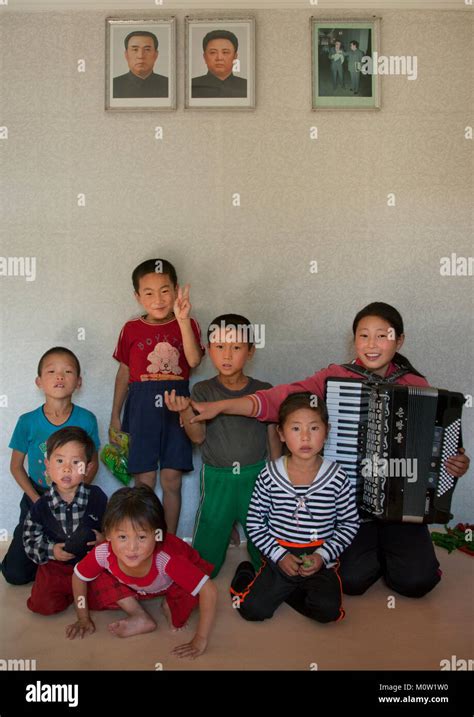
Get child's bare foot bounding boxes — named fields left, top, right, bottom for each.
left=161, top=600, right=188, bottom=632
left=108, top=612, right=156, bottom=638
left=230, top=525, right=240, bottom=547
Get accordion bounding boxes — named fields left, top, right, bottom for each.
left=324, top=378, right=465, bottom=523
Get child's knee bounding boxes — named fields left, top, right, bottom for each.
left=27, top=593, right=72, bottom=615
left=341, top=575, right=372, bottom=596
left=133, top=471, right=157, bottom=490
left=304, top=592, right=342, bottom=623
left=160, top=470, right=182, bottom=493
left=339, top=563, right=381, bottom=595
left=385, top=570, right=441, bottom=598
left=307, top=601, right=342, bottom=623
left=237, top=596, right=274, bottom=622
left=1, top=562, right=36, bottom=586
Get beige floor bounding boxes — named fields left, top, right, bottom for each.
left=0, top=542, right=472, bottom=671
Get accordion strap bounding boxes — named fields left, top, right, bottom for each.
left=340, top=362, right=410, bottom=385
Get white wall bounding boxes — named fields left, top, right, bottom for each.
left=1, top=8, right=472, bottom=538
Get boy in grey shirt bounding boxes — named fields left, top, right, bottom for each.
left=165, top=314, right=280, bottom=576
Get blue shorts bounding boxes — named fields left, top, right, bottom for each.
left=122, top=380, right=193, bottom=474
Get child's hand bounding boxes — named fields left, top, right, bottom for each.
left=87, top=530, right=104, bottom=548
left=298, top=553, right=324, bottom=577
left=171, top=634, right=207, bottom=660
left=445, top=448, right=470, bottom=478
left=278, top=553, right=303, bottom=577
left=109, top=418, right=121, bottom=436
left=173, top=284, right=191, bottom=321
left=65, top=617, right=96, bottom=640
left=53, top=543, right=75, bottom=562
left=164, top=389, right=191, bottom=413
left=189, top=400, right=221, bottom=423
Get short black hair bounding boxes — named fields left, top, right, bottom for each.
left=46, top=426, right=95, bottom=463
left=124, top=31, right=158, bottom=51
left=132, top=259, right=178, bottom=293
left=207, top=313, right=254, bottom=347
left=203, top=30, right=238, bottom=53
left=350, top=40, right=359, bottom=48
left=278, top=392, right=329, bottom=429
left=103, top=486, right=167, bottom=540
left=37, top=347, right=81, bottom=377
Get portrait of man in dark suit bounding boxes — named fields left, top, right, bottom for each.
left=192, top=30, right=247, bottom=99
left=113, top=31, right=169, bottom=99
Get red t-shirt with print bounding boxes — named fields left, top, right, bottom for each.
left=113, top=316, right=205, bottom=383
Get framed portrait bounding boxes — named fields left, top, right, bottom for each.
left=106, top=18, right=176, bottom=111
left=185, top=17, right=255, bottom=110
left=311, top=19, right=381, bottom=110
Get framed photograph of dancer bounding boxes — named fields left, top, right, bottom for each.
left=106, top=18, right=177, bottom=111
left=311, top=18, right=381, bottom=110
left=185, top=17, right=255, bottom=109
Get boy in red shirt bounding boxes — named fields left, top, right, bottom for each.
left=110, top=258, right=205, bottom=533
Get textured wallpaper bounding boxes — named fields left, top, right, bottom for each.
left=0, top=9, right=472, bottom=537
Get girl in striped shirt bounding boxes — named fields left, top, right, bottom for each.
left=231, top=392, right=359, bottom=623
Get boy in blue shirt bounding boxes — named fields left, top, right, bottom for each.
left=1, top=347, right=100, bottom=585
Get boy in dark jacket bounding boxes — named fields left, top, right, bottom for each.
left=24, top=427, right=107, bottom=615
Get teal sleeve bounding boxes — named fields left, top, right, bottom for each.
left=88, top=414, right=100, bottom=451
left=9, top=415, right=29, bottom=454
